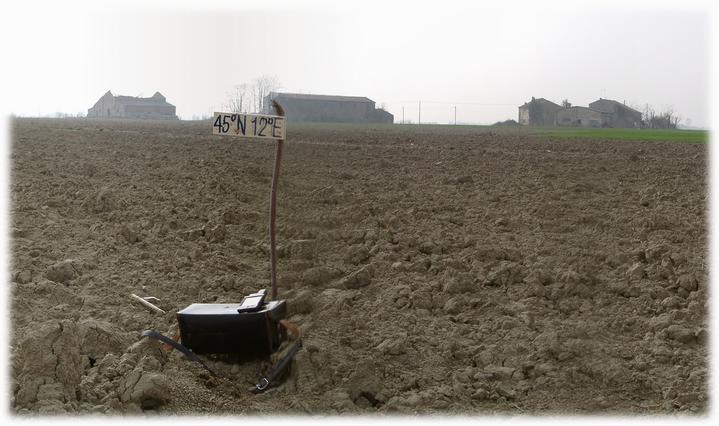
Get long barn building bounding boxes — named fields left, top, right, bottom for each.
left=88, top=91, right=178, bottom=120
left=264, top=92, right=393, bottom=124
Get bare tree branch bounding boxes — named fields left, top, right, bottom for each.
left=250, top=75, right=280, bottom=113
left=224, top=84, right=248, bottom=113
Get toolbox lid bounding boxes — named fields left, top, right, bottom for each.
left=177, top=300, right=284, bottom=316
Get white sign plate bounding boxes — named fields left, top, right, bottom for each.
left=212, top=112, right=286, bottom=140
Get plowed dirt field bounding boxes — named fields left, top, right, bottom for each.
left=9, top=118, right=708, bottom=415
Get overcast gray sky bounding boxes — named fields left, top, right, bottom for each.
left=0, top=0, right=712, bottom=127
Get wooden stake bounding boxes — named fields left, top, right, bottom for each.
left=269, top=100, right=285, bottom=301
left=130, top=293, right=166, bottom=314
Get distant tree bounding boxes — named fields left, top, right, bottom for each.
left=664, top=107, right=681, bottom=129
left=561, top=99, right=571, bottom=108
left=224, top=84, right=249, bottom=113
left=250, top=75, right=280, bottom=113
left=641, top=104, right=655, bottom=128
left=654, top=107, right=680, bottom=129
left=642, top=104, right=680, bottom=129
left=223, top=76, right=281, bottom=114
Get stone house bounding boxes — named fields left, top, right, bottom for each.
left=556, top=106, right=607, bottom=127
left=518, top=98, right=564, bottom=126
left=588, top=98, right=642, bottom=128
left=87, top=91, right=178, bottom=119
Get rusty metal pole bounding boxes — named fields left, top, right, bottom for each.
left=269, top=100, right=285, bottom=301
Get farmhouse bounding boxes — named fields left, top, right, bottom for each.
left=87, top=91, right=178, bottom=120
left=588, top=98, right=642, bottom=128
left=518, top=98, right=563, bottom=126
left=264, top=92, right=394, bottom=123
left=556, top=106, right=607, bottom=128
left=518, top=96, right=643, bottom=128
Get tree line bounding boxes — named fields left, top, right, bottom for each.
left=640, top=104, right=681, bottom=129
left=224, top=75, right=280, bottom=115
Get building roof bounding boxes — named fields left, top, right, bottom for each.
left=270, top=92, right=374, bottom=103
left=519, top=97, right=562, bottom=109
left=108, top=91, right=174, bottom=107
left=589, top=98, right=641, bottom=114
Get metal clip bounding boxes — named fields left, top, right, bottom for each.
left=255, top=377, right=270, bottom=392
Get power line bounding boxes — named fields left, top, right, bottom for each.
left=381, top=100, right=518, bottom=106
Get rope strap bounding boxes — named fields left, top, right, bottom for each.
left=140, top=330, right=218, bottom=376
left=141, top=319, right=302, bottom=393
left=252, top=319, right=303, bottom=392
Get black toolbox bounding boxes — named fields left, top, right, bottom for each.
left=177, top=300, right=287, bottom=356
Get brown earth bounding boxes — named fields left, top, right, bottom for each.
left=9, top=118, right=708, bottom=415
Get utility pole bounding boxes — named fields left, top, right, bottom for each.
left=454, top=106, right=457, bottom=125
left=402, top=106, right=405, bottom=124
left=418, top=101, right=421, bottom=125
